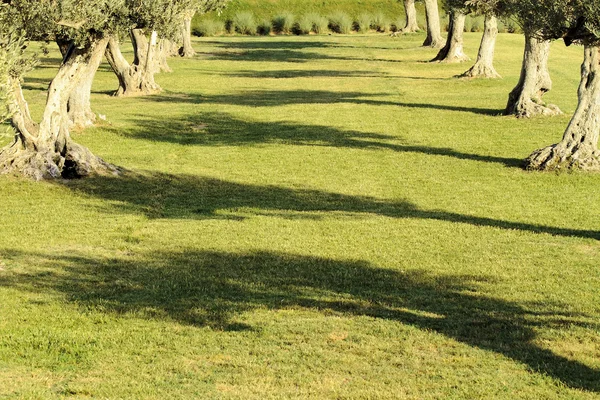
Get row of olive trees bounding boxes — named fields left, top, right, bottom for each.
left=0, top=0, right=226, bottom=180
left=404, top=0, right=600, bottom=171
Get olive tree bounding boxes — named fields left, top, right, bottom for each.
left=460, top=0, right=501, bottom=78
left=0, top=0, right=127, bottom=180
left=432, top=0, right=470, bottom=63
left=423, top=0, right=445, bottom=48
left=104, top=0, right=188, bottom=96
left=179, top=0, right=229, bottom=57
left=401, top=0, right=420, bottom=33
left=503, top=0, right=563, bottom=117
left=524, top=0, right=600, bottom=171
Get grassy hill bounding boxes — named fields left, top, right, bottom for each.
left=209, top=0, right=409, bottom=21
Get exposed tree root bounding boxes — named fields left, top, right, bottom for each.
left=525, top=145, right=600, bottom=172
left=0, top=140, right=118, bottom=181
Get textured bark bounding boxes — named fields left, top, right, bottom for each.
left=423, top=0, right=444, bottom=48
left=0, top=38, right=115, bottom=180
left=525, top=46, right=600, bottom=172
left=402, top=0, right=419, bottom=33
left=432, top=11, right=469, bottom=63
left=180, top=13, right=196, bottom=57
left=68, top=37, right=109, bottom=128
left=505, top=33, right=561, bottom=118
left=104, top=30, right=161, bottom=97
left=460, top=14, right=500, bottom=78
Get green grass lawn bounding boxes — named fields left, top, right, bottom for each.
left=1, top=32, right=599, bottom=399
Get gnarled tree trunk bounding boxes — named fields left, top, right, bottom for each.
left=402, top=0, right=419, bottom=33
left=68, top=38, right=109, bottom=128
left=432, top=11, right=469, bottom=63
left=0, top=37, right=115, bottom=180
left=180, top=11, right=196, bottom=57
left=505, top=32, right=561, bottom=118
left=423, top=0, right=444, bottom=48
left=525, top=46, right=600, bottom=172
left=460, top=14, right=500, bottom=78
left=104, top=29, right=161, bottom=97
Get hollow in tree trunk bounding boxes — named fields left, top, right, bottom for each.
left=0, top=37, right=115, bottom=180
left=180, top=11, right=196, bottom=57
left=432, top=11, right=469, bottom=63
left=505, top=32, right=561, bottom=118
left=104, top=29, right=161, bottom=97
left=68, top=38, right=109, bottom=128
left=422, top=0, right=444, bottom=48
left=56, top=37, right=73, bottom=59
left=525, top=46, right=600, bottom=172
left=460, top=14, right=500, bottom=78
left=402, top=0, right=419, bottom=33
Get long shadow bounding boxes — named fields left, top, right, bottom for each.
left=201, top=40, right=425, bottom=64
left=200, top=47, right=417, bottom=64
left=1, top=248, right=598, bottom=391
left=200, top=40, right=335, bottom=50
left=220, top=69, right=392, bottom=79
left=145, top=90, right=501, bottom=116
left=61, top=172, right=599, bottom=240
left=22, top=77, right=51, bottom=92
left=111, top=111, right=519, bottom=167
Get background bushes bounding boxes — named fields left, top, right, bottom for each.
left=272, top=12, right=295, bottom=34
left=232, top=12, right=257, bottom=35
left=327, top=11, right=353, bottom=34
left=193, top=2, right=523, bottom=37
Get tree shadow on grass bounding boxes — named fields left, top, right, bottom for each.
left=145, top=90, right=502, bottom=116
left=1, top=248, right=598, bottom=391
left=22, top=77, right=51, bottom=92
left=61, top=171, right=599, bottom=240
left=200, top=47, right=417, bottom=64
left=200, top=40, right=427, bottom=64
left=200, top=40, right=335, bottom=50
left=111, top=111, right=519, bottom=167
left=219, top=69, right=393, bottom=79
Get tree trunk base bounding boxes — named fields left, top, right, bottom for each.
left=433, top=53, right=470, bottom=63
left=459, top=62, right=501, bottom=79
left=423, top=38, right=445, bottom=49
left=0, top=141, right=118, bottom=180
left=179, top=47, right=196, bottom=57
left=525, top=144, right=600, bottom=172
left=69, top=109, right=97, bottom=129
left=506, top=100, right=562, bottom=119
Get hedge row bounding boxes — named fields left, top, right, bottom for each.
left=193, top=11, right=522, bottom=37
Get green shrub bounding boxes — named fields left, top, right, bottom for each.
left=272, top=12, right=295, bottom=34
left=371, top=12, right=389, bottom=32
left=295, top=15, right=314, bottom=35
left=390, top=17, right=403, bottom=32
left=312, top=14, right=330, bottom=34
left=470, top=16, right=484, bottom=32
left=328, top=11, right=353, bottom=34
left=505, top=19, right=522, bottom=34
left=417, top=13, right=427, bottom=31
left=193, top=19, right=225, bottom=37
left=497, top=19, right=506, bottom=33
left=464, top=15, right=473, bottom=33
left=257, top=20, right=272, bottom=35
left=354, top=13, right=373, bottom=33
left=233, top=12, right=257, bottom=35
left=441, top=12, right=449, bottom=32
